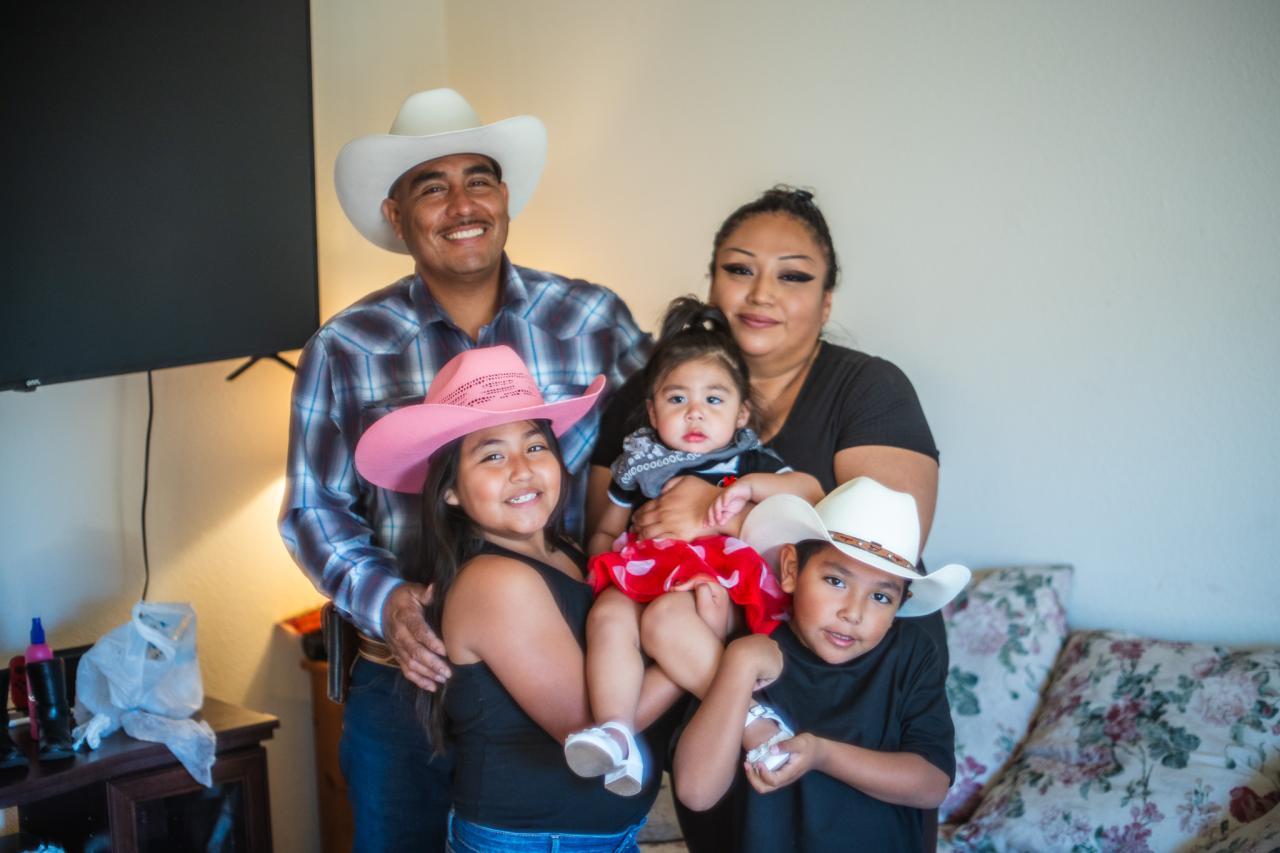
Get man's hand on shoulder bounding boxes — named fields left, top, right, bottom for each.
left=382, top=583, right=451, bottom=692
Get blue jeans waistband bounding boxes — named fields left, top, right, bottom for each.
left=446, top=810, right=646, bottom=853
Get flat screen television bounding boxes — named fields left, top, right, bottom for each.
left=1, top=1, right=319, bottom=392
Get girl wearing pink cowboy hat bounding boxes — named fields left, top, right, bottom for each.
left=354, top=345, right=677, bottom=853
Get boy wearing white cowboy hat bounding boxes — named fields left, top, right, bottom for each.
left=673, top=477, right=970, bottom=853
left=280, top=89, right=651, bottom=852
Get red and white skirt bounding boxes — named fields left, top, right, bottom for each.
left=588, top=533, right=790, bottom=635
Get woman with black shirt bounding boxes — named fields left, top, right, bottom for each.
left=586, top=187, right=946, bottom=852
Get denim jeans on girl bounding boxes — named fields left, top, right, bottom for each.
left=446, top=810, right=646, bottom=853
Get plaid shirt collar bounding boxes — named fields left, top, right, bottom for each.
left=409, top=255, right=531, bottom=330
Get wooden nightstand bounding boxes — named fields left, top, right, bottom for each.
left=0, top=698, right=278, bottom=852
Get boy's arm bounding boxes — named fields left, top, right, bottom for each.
left=706, top=470, right=824, bottom=530
left=673, top=635, right=783, bottom=811
left=745, top=737, right=951, bottom=809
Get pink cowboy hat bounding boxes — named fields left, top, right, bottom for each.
left=355, top=346, right=605, bottom=493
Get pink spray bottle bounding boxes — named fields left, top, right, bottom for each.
left=25, top=618, right=53, bottom=739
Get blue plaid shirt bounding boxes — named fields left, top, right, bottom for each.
left=279, top=258, right=651, bottom=638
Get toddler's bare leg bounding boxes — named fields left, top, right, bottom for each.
left=586, top=587, right=646, bottom=732
left=640, top=590, right=724, bottom=698
left=641, top=590, right=784, bottom=756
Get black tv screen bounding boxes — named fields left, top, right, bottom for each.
left=1, top=1, right=319, bottom=392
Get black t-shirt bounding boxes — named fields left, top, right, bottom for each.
left=444, top=542, right=659, bottom=832
left=732, top=621, right=956, bottom=853
left=593, top=342, right=939, bottom=494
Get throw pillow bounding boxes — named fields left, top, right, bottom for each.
left=940, top=563, right=1073, bottom=823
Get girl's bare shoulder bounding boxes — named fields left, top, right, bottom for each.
left=448, top=553, right=552, bottom=613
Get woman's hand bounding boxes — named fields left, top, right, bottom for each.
left=630, top=476, right=721, bottom=541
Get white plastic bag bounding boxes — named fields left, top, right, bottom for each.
left=73, top=601, right=216, bottom=784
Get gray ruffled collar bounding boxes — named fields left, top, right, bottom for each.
left=611, top=427, right=764, bottom=499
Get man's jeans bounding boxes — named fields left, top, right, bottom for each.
left=340, top=657, right=456, bottom=853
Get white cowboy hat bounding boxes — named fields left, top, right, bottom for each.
left=334, top=89, right=547, bottom=254
left=740, top=477, right=970, bottom=616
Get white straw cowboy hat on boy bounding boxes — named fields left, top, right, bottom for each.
left=354, top=345, right=605, bottom=494
left=740, top=477, right=970, bottom=616
left=334, top=88, right=548, bottom=254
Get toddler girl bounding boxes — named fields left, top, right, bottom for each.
left=565, top=297, right=821, bottom=796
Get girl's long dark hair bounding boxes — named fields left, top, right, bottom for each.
left=640, top=295, right=759, bottom=432
left=412, top=418, right=570, bottom=752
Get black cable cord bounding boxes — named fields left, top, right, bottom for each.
left=141, top=370, right=154, bottom=601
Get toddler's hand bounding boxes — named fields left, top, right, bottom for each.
left=693, top=581, right=733, bottom=640
left=669, top=576, right=734, bottom=639
left=744, top=732, right=818, bottom=793
left=705, top=480, right=752, bottom=528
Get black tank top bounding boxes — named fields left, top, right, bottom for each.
left=444, top=541, right=658, bottom=832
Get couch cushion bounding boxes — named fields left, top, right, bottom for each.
left=940, top=563, right=1073, bottom=822
left=948, top=630, right=1280, bottom=852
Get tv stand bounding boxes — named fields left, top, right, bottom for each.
left=225, top=353, right=298, bottom=382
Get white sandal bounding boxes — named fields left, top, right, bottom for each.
left=744, top=703, right=794, bottom=772
left=564, top=722, right=644, bottom=796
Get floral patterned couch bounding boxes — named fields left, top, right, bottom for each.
left=938, top=564, right=1280, bottom=852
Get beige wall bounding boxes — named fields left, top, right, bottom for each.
left=446, top=0, right=1280, bottom=645
left=0, top=0, right=446, bottom=847
left=3, top=0, right=1278, bottom=843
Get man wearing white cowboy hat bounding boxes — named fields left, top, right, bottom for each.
left=279, top=89, right=651, bottom=852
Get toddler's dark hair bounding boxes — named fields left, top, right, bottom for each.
left=641, top=296, right=757, bottom=431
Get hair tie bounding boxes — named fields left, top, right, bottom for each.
left=793, top=189, right=814, bottom=203
left=683, top=317, right=714, bottom=333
